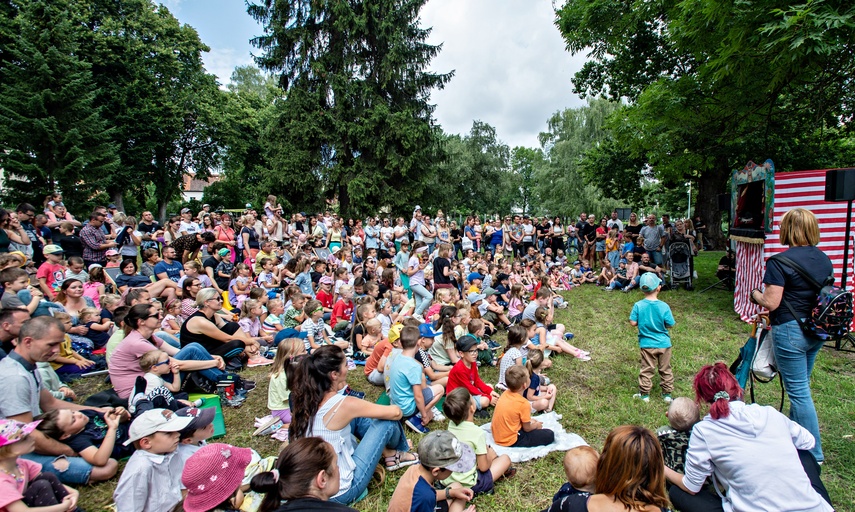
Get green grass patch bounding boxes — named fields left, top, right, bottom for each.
left=75, top=251, right=855, bottom=511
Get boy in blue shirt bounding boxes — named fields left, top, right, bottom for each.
left=629, top=273, right=675, bottom=403
left=389, top=325, right=445, bottom=434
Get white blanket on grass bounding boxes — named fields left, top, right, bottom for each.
left=481, top=412, right=588, bottom=462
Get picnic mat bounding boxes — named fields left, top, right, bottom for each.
left=188, top=393, right=226, bottom=438
left=481, top=412, right=587, bottom=462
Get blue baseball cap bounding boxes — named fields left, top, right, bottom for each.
left=418, top=324, right=440, bottom=338
left=640, top=273, right=662, bottom=292
left=467, top=272, right=484, bottom=282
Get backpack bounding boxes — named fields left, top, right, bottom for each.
left=770, top=254, right=854, bottom=341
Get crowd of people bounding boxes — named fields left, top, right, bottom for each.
left=0, top=194, right=835, bottom=512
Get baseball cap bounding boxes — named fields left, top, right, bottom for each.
left=43, top=244, right=64, bottom=255
left=181, top=207, right=191, bottom=214
left=218, top=248, right=231, bottom=258
left=105, top=249, right=119, bottom=256
left=413, top=205, right=421, bottom=211
left=123, top=408, right=194, bottom=446
left=455, top=335, right=479, bottom=353
left=202, top=204, right=210, bottom=208
left=418, top=431, right=475, bottom=472
left=482, top=287, right=499, bottom=296
left=108, top=203, right=117, bottom=209
left=620, top=258, right=627, bottom=264
left=418, top=323, right=440, bottom=338
left=330, top=246, right=341, bottom=254
left=319, top=276, right=334, bottom=285
left=245, top=203, right=253, bottom=209
left=181, top=443, right=253, bottom=512
left=573, top=260, right=581, bottom=265
left=640, top=273, right=662, bottom=292
left=467, top=292, right=486, bottom=304
left=175, top=406, right=216, bottom=439
left=388, top=324, right=404, bottom=344
left=0, top=419, right=41, bottom=448
left=467, top=272, right=484, bottom=282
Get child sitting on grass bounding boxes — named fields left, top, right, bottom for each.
left=365, top=323, right=401, bottom=387
left=175, top=406, right=216, bottom=464
left=544, top=445, right=600, bottom=512
left=268, top=338, right=305, bottom=426
left=446, top=335, right=499, bottom=418
left=657, top=397, right=700, bottom=475
left=630, top=273, right=675, bottom=403
left=49, top=312, right=98, bottom=377
left=492, top=366, right=554, bottom=448
left=301, top=299, right=348, bottom=353
left=112, top=409, right=193, bottom=512
left=389, top=326, right=445, bottom=434
left=441, top=388, right=514, bottom=497
left=523, top=350, right=558, bottom=413
left=498, top=325, right=526, bottom=390
left=387, top=430, right=476, bottom=512
left=0, top=419, right=80, bottom=512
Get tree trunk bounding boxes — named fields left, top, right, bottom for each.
left=157, top=201, right=168, bottom=225
left=695, top=162, right=731, bottom=250
left=111, top=191, right=125, bottom=214
left=338, top=182, right=350, bottom=219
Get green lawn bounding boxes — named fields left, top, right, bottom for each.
left=77, top=251, right=855, bottom=511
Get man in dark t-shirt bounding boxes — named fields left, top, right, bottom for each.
left=137, top=211, right=160, bottom=253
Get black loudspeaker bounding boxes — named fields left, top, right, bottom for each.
left=825, top=168, right=855, bottom=202
left=717, top=194, right=731, bottom=212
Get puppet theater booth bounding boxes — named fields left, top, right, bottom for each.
left=731, top=160, right=855, bottom=351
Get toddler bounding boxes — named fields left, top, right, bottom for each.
left=82, top=266, right=106, bottom=308
left=358, top=318, right=383, bottom=356
left=262, top=298, right=285, bottom=335
left=62, top=256, right=88, bottom=283
left=657, top=397, right=700, bottom=474
left=78, top=307, right=112, bottom=350
left=267, top=338, right=305, bottom=425
left=545, top=445, right=600, bottom=512
left=160, top=299, right=183, bottom=336
left=50, top=312, right=97, bottom=377
left=523, top=350, right=557, bottom=413
left=630, top=273, right=675, bottom=403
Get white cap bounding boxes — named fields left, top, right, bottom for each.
left=124, top=409, right=194, bottom=446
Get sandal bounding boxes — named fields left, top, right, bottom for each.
left=385, top=450, right=419, bottom=471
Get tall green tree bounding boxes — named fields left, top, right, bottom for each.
left=0, top=0, right=118, bottom=211
left=248, top=0, right=452, bottom=217
left=555, top=0, right=855, bottom=247
left=78, top=0, right=223, bottom=219
left=510, top=147, right=544, bottom=215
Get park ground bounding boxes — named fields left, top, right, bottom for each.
left=76, top=251, right=855, bottom=512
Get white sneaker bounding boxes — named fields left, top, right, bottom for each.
left=431, top=406, right=446, bottom=422
left=412, top=314, right=425, bottom=322
left=632, top=393, right=650, bottom=403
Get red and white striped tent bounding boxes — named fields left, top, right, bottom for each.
left=734, top=169, right=855, bottom=322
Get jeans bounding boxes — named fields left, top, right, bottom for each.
left=453, top=242, right=462, bottom=260
left=330, top=417, right=410, bottom=505
left=155, top=331, right=180, bottom=348
left=21, top=454, right=92, bottom=485
left=174, top=342, right=229, bottom=383
left=648, top=248, right=664, bottom=266
left=410, top=283, right=432, bottom=316
left=772, top=319, right=825, bottom=462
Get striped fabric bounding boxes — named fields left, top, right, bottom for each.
left=734, top=169, right=855, bottom=322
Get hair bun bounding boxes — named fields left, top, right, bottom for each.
left=249, top=471, right=279, bottom=494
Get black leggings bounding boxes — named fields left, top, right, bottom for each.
left=668, top=450, right=831, bottom=511
left=23, top=473, right=69, bottom=508
left=511, top=428, right=554, bottom=448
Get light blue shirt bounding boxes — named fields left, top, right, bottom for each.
left=388, top=352, right=424, bottom=417
left=630, top=298, right=675, bottom=349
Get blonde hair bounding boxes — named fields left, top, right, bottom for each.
left=270, top=338, right=304, bottom=377
left=365, top=318, right=382, bottom=335
left=140, top=349, right=167, bottom=372
left=563, top=446, right=599, bottom=490
left=78, top=307, right=100, bottom=323
left=667, top=397, right=700, bottom=432
left=779, top=207, right=820, bottom=247
left=434, top=288, right=452, bottom=303
left=100, top=294, right=122, bottom=309
left=241, top=299, right=261, bottom=318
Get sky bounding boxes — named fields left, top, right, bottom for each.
left=163, top=0, right=588, bottom=149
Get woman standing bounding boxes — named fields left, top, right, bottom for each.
left=437, top=218, right=451, bottom=248
left=625, top=212, right=643, bottom=244
left=240, top=215, right=260, bottom=262
left=666, top=363, right=832, bottom=512
left=327, top=218, right=344, bottom=253
left=288, top=346, right=417, bottom=505
left=407, top=241, right=432, bottom=320
left=420, top=217, right=437, bottom=254
left=749, top=208, right=833, bottom=464
left=551, top=216, right=565, bottom=255
left=449, top=221, right=462, bottom=260
left=115, top=214, right=142, bottom=264
left=214, top=214, right=237, bottom=263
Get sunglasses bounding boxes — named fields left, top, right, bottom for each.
left=153, top=360, right=171, bottom=367
left=144, top=313, right=162, bottom=320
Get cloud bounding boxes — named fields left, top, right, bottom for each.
left=421, top=0, right=587, bottom=149
left=202, top=47, right=255, bottom=88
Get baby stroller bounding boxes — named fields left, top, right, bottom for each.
left=667, top=241, right=693, bottom=290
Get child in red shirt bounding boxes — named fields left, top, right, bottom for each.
left=447, top=336, right=499, bottom=414
left=330, top=284, right=355, bottom=331
left=36, top=245, right=66, bottom=299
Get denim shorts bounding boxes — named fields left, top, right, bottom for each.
left=21, top=453, right=92, bottom=485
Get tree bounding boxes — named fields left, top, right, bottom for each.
left=248, top=0, right=452, bottom=217
left=510, top=147, right=544, bottom=215
left=534, top=99, right=624, bottom=217
left=78, top=0, right=223, bottom=219
left=0, top=0, right=118, bottom=212
left=555, top=0, right=855, bottom=247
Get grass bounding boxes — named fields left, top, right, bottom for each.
left=75, top=251, right=855, bottom=511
